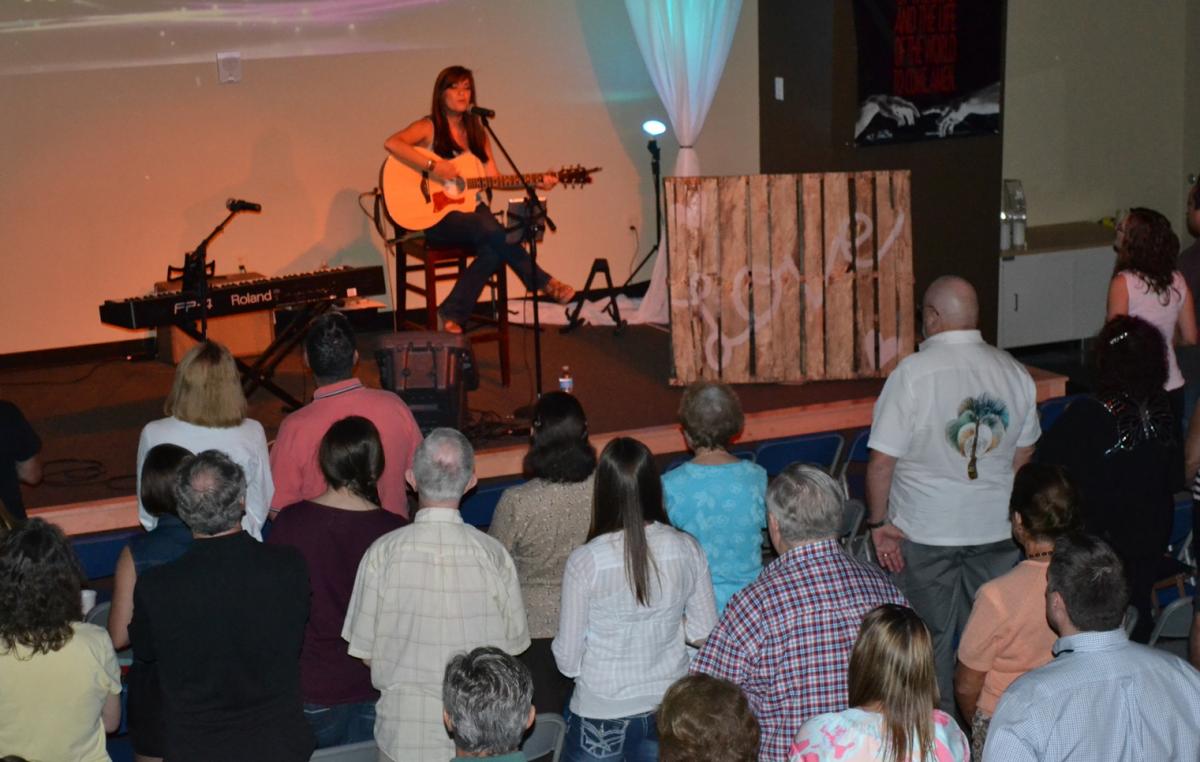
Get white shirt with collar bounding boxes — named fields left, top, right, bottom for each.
left=868, top=329, right=1041, bottom=546
left=984, top=628, right=1200, bottom=761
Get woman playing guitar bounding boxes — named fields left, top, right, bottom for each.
left=385, top=65, right=576, bottom=334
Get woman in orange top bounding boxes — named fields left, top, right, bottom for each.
left=954, top=463, right=1081, bottom=754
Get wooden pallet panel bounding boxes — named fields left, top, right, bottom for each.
left=823, top=174, right=854, bottom=379
left=767, top=174, right=800, bottom=380
left=719, top=176, right=752, bottom=383
left=854, top=173, right=878, bottom=373
left=801, top=174, right=825, bottom=380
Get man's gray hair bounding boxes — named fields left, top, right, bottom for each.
left=767, top=463, right=845, bottom=544
left=174, top=449, right=246, bottom=535
left=443, top=646, right=533, bottom=754
left=411, top=428, right=475, bottom=502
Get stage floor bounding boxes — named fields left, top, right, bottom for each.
left=4, top=323, right=1068, bottom=534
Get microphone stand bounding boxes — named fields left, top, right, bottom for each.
left=178, top=208, right=243, bottom=339
left=477, top=113, right=555, bottom=415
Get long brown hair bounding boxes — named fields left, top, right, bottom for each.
left=589, top=437, right=668, bottom=606
left=1114, top=207, right=1180, bottom=298
left=847, top=605, right=938, bottom=762
left=429, top=65, right=488, bottom=164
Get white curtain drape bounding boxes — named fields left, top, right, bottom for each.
left=626, top=0, right=743, bottom=324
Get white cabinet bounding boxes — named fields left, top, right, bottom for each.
left=997, top=223, right=1115, bottom=349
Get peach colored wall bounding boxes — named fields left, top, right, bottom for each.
left=0, top=1, right=759, bottom=354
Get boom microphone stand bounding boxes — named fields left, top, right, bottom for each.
left=476, top=112, right=555, bottom=413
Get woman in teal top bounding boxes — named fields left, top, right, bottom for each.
left=662, top=381, right=767, bottom=613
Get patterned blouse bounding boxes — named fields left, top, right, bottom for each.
left=488, top=475, right=593, bottom=639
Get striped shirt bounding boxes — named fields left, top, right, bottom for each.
left=984, top=629, right=1200, bottom=761
left=343, top=508, right=530, bottom=762
left=691, top=539, right=906, bottom=761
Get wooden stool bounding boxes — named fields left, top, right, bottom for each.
left=395, top=235, right=511, bottom=387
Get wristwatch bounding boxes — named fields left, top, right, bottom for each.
left=425, top=158, right=436, bottom=173
left=865, top=518, right=889, bottom=530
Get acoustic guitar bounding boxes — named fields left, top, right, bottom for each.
left=379, top=146, right=599, bottom=231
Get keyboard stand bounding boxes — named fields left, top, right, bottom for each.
left=174, top=299, right=335, bottom=411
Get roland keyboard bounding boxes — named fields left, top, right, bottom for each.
left=99, top=265, right=386, bottom=329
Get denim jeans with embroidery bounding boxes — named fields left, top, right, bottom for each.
left=561, top=706, right=659, bottom=762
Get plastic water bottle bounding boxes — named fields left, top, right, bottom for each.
left=558, top=365, right=574, bottom=394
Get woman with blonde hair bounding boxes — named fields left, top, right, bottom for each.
left=136, top=341, right=273, bottom=538
left=789, top=604, right=968, bottom=762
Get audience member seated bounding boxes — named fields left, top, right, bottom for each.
left=343, top=428, right=529, bottom=762
left=108, top=443, right=194, bottom=762
left=267, top=415, right=408, bottom=748
left=0, top=519, right=121, bottom=762
left=270, top=312, right=422, bottom=518
left=954, top=462, right=1081, bottom=755
left=984, top=534, right=1200, bottom=761
left=662, top=381, right=767, bottom=614
left=0, top=397, right=41, bottom=524
left=131, top=450, right=313, bottom=761
left=488, top=391, right=594, bottom=714
left=1037, top=315, right=1179, bottom=641
left=442, top=647, right=536, bottom=762
left=658, top=674, right=760, bottom=762
left=552, top=437, right=717, bottom=762
left=693, top=464, right=906, bottom=761
left=137, top=341, right=273, bottom=538
left=1106, top=207, right=1197, bottom=429
left=790, top=604, right=969, bottom=762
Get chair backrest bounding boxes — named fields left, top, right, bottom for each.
left=1123, top=605, right=1138, bottom=638
left=1038, top=394, right=1085, bottom=432
left=72, top=529, right=141, bottom=580
left=754, top=432, right=845, bottom=478
left=85, top=600, right=111, bottom=628
left=309, top=740, right=379, bottom=761
left=521, top=712, right=566, bottom=762
left=459, top=477, right=525, bottom=528
left=1148, top=596, right=1194, bottom=646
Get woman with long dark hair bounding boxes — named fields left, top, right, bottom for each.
left=267, top=416, right=408, bottom=748
left=383, top=65, right=575, bottom=333
left=1106, top=207, right=1197, bottom=425
left=789, top=605, right=969, bottom=762
left=489, top=391, right=594, bottom=714
left=1038, top=315, right=1180, bottom=641
left=552, top=437, right=717, bottom=762
left=0, top=519, right=122, bottom=762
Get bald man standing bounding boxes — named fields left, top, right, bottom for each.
left=865, top=275, right=1041, bottom=717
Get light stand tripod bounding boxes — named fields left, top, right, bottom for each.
left=623, top=138, right=663, bottom=287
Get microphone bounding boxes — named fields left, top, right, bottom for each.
left=226, top=198, right=262, bottom=213
left=470, top=106, right=496, bottom=119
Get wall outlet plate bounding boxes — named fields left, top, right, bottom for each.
left=216, top=52, right=242, bottom=84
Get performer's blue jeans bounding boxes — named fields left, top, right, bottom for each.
left=425, top=203, right=551, bottom=325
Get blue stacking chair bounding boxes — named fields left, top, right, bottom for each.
left=1038, top=394, right=1086, bottom=433
left=459, top=476, right=525, bottom=529
left=754, top=432, right=845, bottom=478
left=662, top=448, right=755, bottom=474
left=837, top=428, right=872, bottom=502
left=72, top=529, right=142, bottom=580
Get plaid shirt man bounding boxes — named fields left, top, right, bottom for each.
left=691, top=539, right=906, bottom=760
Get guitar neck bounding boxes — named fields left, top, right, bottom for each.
left=465, top=173, right=543, bottom=191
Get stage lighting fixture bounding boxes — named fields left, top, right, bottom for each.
left=641, top=119, right=667, bottom=137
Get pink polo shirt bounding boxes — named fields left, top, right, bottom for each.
left=269, top=378, right=422, bottom=517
